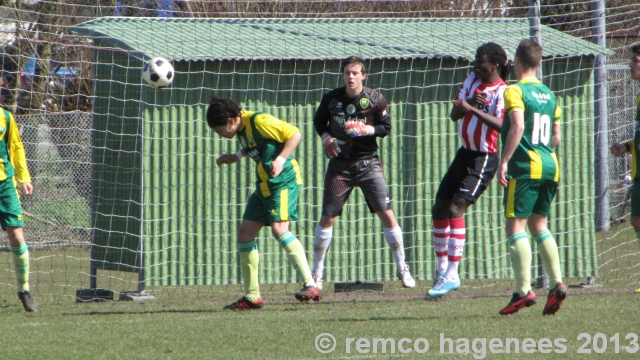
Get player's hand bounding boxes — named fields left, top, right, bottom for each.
left=344, top=120, right=374, bottom=137
left=216, top=154, right=239, bottom=167
left=271, top=156, right=285, bottom=177
left=21, top=182, right=33, bottom=196
left=610, top=143, right=626, bottom=157
left=467, top=92, right=487, bottom=107
left=454, top=99, right=473, bottom=112
left=322, top=134, right=341, bottom=158
left=497, top=161, right=509, bottom=188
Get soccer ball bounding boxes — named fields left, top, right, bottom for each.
left=141, top=57, right=174, bottom=89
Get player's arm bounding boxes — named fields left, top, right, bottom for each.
left=453, top=98, right=502, bottom=131
left=216, top=149, right=244, bottom=167
left=611, top=140, right=632, bottom=157
left=497, top=109, right=525, bottom=187
left=550, top=102, right=562, bottom=149
left=313, top=93, right=341, bottom=158
left=7, top=112, right=33, bottom=195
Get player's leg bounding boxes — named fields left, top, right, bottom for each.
left=500, top=179, right=537, bottom=315
left=312, top=159, right=355, bottom=289
left=630, top=182, right=640, bottom=293
left=224, top=195, right=266, bottom=310
left=2, top=179, right=37, bottom=312
left=431, top=198, right=450, bottom=285
left=357, top=157, right=414, bottom=288
left=267, top=185, right=320, bottom=301
left=430, top=150, right=497, bottom=297
left=530, top=180, right=566, bottom=315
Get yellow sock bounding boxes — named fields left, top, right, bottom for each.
left=11, top=243, right=30, bottom=292
left=534, top=230, right=563, bottom=288
left=238, top=240, right=260, bottom=302
left=278, top=232, right=314, bottom=286
left=509, top=232, right=531, bottom=296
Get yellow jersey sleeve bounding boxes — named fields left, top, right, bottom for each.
left=8, top=113, right=31, bottom=184
left=254, top=113, right=299, bottom=142
left=504, top=84, right=524, bottom=115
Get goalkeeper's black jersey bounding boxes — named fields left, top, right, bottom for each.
left=313, top=86, right=391, bottom=160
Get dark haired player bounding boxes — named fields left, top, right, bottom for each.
left=428, top=42, right=511, bottom=298
left=206, top=97, right=320, bottom=309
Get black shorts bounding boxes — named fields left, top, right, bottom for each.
left=435, top=147, right=498, bottom=204
left=322, top=157, right=392, bottom=216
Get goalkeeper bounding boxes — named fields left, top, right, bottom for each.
left=0, top=108, right=37, bottom=312
left=610, top=42, right=640, bottom=294
left=311, top=56, right=415, bottom=292
left=206, top=96, right=320, bottom=310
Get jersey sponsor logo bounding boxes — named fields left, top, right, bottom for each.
left=333, top=116, right=346, bottom=126
left=346, top=104, right=356, bottom=114
left=359, top=98, right=370, bottom=109
left=531, top=91, right=551, bottom=103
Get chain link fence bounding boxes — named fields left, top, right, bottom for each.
left=2, top=111, right=92, bottom=249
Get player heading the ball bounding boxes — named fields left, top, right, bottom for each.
left=206, top=96, right=320, bottom=309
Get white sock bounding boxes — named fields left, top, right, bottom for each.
left=383, top=227, right=406, bottom=272
left=313, top=224, right=333, bottom=277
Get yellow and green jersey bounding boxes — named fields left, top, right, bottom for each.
left=0, top=109, right=30, bottom=183
left=236, top=111, right=303, bottom=197
left=624, top=93, right=640, bottom=180
left=502, top=78, right=562, bottom=181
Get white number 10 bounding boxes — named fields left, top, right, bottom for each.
left=531, top=112, right=551, bottom=145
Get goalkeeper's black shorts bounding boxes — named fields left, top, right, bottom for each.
left=321, top=157, right=391, bottom=216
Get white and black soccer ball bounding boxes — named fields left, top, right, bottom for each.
left=141, top=57, right=174, bottom=89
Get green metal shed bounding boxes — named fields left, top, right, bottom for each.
left=70, top=17, right=610, bottom=290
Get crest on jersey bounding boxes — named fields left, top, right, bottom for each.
left=248, top=137, right=256, bottom=147
left=359, top=98, right=370, bottom=109
left=346, top=104, right=356, bottom=115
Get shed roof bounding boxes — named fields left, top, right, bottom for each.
left=71, top=17, right=612, bottom=61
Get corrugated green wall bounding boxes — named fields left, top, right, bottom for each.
left=91, top=55, right=597, bottom=286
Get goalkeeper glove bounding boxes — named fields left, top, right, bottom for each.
left=344, top=120, right=375, bottom=137
left=322, top=133, right=341, bottom=159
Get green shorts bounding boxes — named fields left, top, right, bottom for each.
left=243, top=184, right=300, bottom=225
left=503, top=178, right=557, bottom=218
left=0, top=178, right=24, bottom=230
left=631, top=181, right=640, bottom=217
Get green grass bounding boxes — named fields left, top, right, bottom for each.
left=0, top=227, right=638, bottom=359
left=0, top=290, right=639, bottom=359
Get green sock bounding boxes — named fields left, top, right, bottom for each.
left=509, top=232, right=531, bottom=297
left=11, top=243, right=30, bottom=292
left=238, top=240, right=260, bottom=302
left=635, top=230, right=640, bottom=248
left=534, top=229, right=563, bottom=288
left=278, top=232, right=314, bottom=286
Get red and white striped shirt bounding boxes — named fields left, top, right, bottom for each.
left=456, top=73, right=507, bottom=153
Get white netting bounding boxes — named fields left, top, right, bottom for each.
left=0, top=1, right=639, bottom=302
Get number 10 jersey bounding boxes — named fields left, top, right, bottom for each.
left=502, top=78, right=562, bottom=181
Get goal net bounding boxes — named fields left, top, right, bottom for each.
left=0, top=1, right=639, bottom=303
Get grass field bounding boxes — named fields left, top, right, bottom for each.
left=0, top=227, right=639, bottom=359
left=1, top=280, right=639, bottom=359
